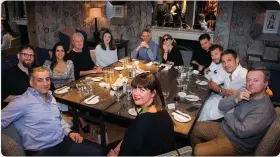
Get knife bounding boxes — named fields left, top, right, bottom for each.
left=175, top=111, right=190, bottom=119
left=87, top=95, right=97, bottom=102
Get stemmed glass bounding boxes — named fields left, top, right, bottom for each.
left=115, top=85, right=123, bottom=102
left=176, top=77, right=183, bottom=87
left=76, top=82, right=83, bottom=93
left=163, top=90, right=170, bottom=104
left=125, top=84, right=132, bottom=100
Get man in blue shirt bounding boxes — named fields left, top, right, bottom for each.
left=1, top=67, right=102, bottom=156
left=131, top=29, right=161, bottom=62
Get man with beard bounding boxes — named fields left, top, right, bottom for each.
left=192, top=67, right=276, bottom=155
left=1, top=45, right=36, bottom=109
left=198, top=49, right=247, bottom=121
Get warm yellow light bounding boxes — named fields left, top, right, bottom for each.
left=90, top=8, right=102, bottom=18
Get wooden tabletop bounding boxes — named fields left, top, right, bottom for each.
left=54, top=59, right=210, bottom=135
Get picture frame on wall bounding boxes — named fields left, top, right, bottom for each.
left=262, top=10, right=280, bottom=34
left=112, top=5, right=124, bottom=18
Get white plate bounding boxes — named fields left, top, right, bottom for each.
left=185, top=95, right=199, bottom=99
left=172, top=112, right=192, bottom=123
left=185, top=95, right=200, bottom=102
left=146, top=62, right=153, bottom=66
left=114, top=67, right=124, bottom=71
left=54, top=87, right=70, bottom=94
left=84, top=96, right=100, bottom=105
left=178, top=92, right=187, bottom=98
left=195, top=80, right=208, bottom=86
left=92, top=78, right=102, bottom=82
left=119, top=60, right=125, bottom=63
left=95, top=77, right=103, bottom=80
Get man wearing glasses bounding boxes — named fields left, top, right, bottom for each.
left=1, top=45, right=36, bottom=109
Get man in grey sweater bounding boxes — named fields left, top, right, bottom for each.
left=191, top=67, right=276, bottom=156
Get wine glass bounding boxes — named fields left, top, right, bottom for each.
left=125, top=84, right=132, bottom=100
left=76, top=82, right=82, bottom=93
left=176, top=77, right=182, bottom=87
left=163, top=91, right=170, bottom=103
left=115, top=85, right=123, bottom=102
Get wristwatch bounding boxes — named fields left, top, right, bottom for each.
left=219, top=88, right=223, bottom=94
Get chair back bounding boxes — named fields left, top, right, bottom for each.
left=90, top=49, right=97, bottom=63
left=1, top=123, right=25, bottom=156
left=9, top=37, right=21, bottom=48
left=254, top=107, right=280, bottom=156
left=178, top=45, right=193, bottom=66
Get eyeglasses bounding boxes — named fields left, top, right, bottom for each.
left=20, top=53, right=35, bottom=57
left=162, top=38, right=171, bottom=42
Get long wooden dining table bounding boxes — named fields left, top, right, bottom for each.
left=54, top=59, right=211, bottom=149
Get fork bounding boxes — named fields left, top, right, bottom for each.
left=117, top=104, right=125, bottom=114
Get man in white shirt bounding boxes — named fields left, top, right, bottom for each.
left=198, top=49, right=247, bottom=121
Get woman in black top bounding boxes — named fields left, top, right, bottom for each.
left=161, top=34, right=184, bottom=66
left=108, top=73, right=175, bottom=156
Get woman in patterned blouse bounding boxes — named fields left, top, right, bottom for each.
left=43, top=42, right=75, bottom=89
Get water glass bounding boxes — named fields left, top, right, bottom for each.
left=176, top=77, right=183, bottom=87
left=115, top=85, right=123, bottom=101
left=182, top=83, right=188, bottom=93
left=109, top=68, right=114, bottom=78
left=85, top=78, right=93, bottom=93
left=163, top=91, right=170, bottom=103
left=125, top=84, right=132, bottom=100
left=76, top=83, right=83, bottom=93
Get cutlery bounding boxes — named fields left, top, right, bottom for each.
left=117, top=104, right=125, bottom=114
left=175, top=111, right=189, bottom=119
left=79, top=95, right=92, bottom=103
left=87, top=95, right=97, bottom=102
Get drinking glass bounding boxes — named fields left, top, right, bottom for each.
left=115, top=85, right=123, bottom=102
left=182, top=83, right=188, bottom=93
left=163, top=91, right=170, bottom=103
left=176, top=77, right=183, bottom=87
left=86, top=78, right=93, bottom=93
left=125, top=84, right=132, bottom=100
left=109, top=68, right=114, bottom=78
left=76, top=83, right=83, bottom=93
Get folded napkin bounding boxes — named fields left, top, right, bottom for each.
left=136, top=67, right=150, bottom=75
left=55, top=86, right=70, bottom=94
left=192, top=70, right=199, bottom=74
left=167, top=103, right=175, bottom=110
left=111, top=76, right=128, bottom=90
left=99, top=82, right=110, bottom=88
left=146, top=62, right=153, bottom=66
left=160, top=64, right=172, bottom=70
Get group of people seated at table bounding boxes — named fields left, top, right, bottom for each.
left=1, top=27, right=277, bottom=156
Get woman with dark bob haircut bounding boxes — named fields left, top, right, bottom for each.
left=108, top=73, right=175, bottom=156
left=160, top=34, right=184, bottom=66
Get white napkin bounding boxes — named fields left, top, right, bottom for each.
left=99, top=82, right=110, bottom=88
left=54, top=86, right=70, bottom=94
left=193, top=70, right=199, bottom=74
left=136, top=67, right=150, bottom=75
left=146, top=62, right=153, bottom=66
left=111, top=76, right=128, bottom=90
left=167, top=103, right=175, bottom=109
left=160, top=64, right=172, bottom=70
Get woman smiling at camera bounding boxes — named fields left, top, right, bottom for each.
left=108, top=73, right=175, bottom=156
left=95, top=29, right=117, bottom=67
